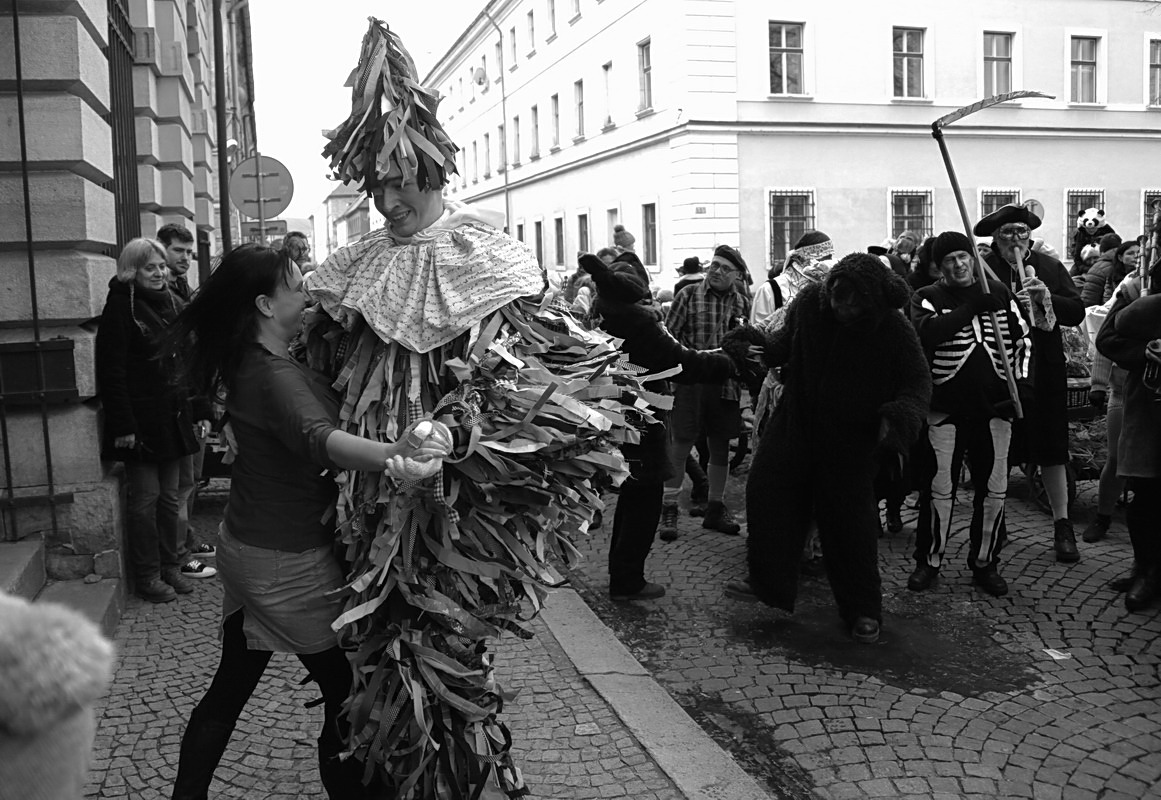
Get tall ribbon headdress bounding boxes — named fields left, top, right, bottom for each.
left=322, top=17, right=459, bottom=191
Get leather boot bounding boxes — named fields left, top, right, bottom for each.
left=1125, top=565, right=1159, bottom=612
left=659, top=502, right=680, bottom=542
left=318, top=718, right=381, bottom=799
left=1053, top=519, right=1079, bottom=563
left=172, top=707, right=236, bottom=800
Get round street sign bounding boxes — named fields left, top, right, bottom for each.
left=229, top=155, right=294, bottom=220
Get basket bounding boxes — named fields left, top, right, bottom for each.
left=1066, top=377, right=1091, bottom=411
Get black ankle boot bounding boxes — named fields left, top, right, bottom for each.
left=1125, top=565, right=1159, bottom=612
left=318, top=718, right=379, bottom=799
left=172, top=707, right=236, bottom=800
left=1054, top=519, right=1079, bottom=563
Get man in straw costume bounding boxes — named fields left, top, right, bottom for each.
left=303, top=18, right=653, bottom=797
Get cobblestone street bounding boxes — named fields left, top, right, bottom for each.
left=567, top=474, right=1161, bottom=800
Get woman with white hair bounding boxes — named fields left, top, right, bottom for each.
left=95, top=237, right=205, bottom=603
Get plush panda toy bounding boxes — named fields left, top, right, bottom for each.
left=1071, top=207, right=1115, bottom=267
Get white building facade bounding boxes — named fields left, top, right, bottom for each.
left=428, top=0, right=1161, bottom=280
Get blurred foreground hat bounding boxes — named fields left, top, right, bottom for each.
left=931, top=231, right=975, bottom=267
left=974, top=204, right=1041, bottom=237
left=680, top=256, right=704, bottom=274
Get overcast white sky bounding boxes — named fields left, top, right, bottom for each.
left=248, top=1, right=486, bottom=223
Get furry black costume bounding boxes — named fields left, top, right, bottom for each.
left=731, top=253, right=931, bottom=630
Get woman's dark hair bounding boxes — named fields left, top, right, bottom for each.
left=160, top=243, right=295, bottom=401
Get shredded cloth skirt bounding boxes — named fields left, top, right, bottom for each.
left=216, top=522, right=345, bottom=655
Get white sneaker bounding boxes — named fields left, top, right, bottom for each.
left=180, top=559, right=218, bottom=579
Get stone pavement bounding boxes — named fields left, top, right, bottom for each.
left=566, top=473, right=1161, bottom=800
left=82, top=490, right=688, bottom=800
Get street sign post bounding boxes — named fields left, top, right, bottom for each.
left=229, top=154, right=293, bottom=242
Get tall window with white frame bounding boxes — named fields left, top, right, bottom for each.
left=1150, top=39, right=1161, bottom=105
left=554, top=217, right=565, bottom=266
left=891, top=190, right=932, bottom=239
left=570, top=0, right=580, bottom=18
left=578, top=213, right=589, bottom=252
left=607, top=208, right=618, bottom=243
left=768, top=22, right=803, bottom=95
left=638, top=39, right=653, bottom=109
left=534, top=221, right=544, bottom=266
left=641, top=204, right=657, bottom=265
left=983, top=32, right=1012, bottom=96
left=469, top=67, right=476, bottom=101
left=602, top=62, right=613, bottom=127
left=547, top=0, right=557, bottom=38
left=1070, top=36, right=1098, bottom=103
left=768, top=191, right=814, bottom=264
left=574, top=79, right=585, bottom=138
left=509, top=26, right=518, bottom=67
left=1143, top=190, right=1161, bottom=237
left=494, top=41, right=503, bottom=75
left=981, top=190, right=1019, bottom=218
left=483, top=132, right=491, bottom=177
left=550, top=94, right=560, bottom=147
left=512, top=115, right=521, bottom=164
left=530, top=105, right=540, bottom=157
left=472, top=140, right=478, bottom=182
left=497, top=124, right=506, bottom=171
left=526, top=10, right=535, bottom=53
left=892, top=27, right=924, bottom=98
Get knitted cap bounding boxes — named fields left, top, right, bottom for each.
left=931, top=231, right=974, bottom=267
left=1099, top=233, right=1123, bottom=253
left=613, top=225, right=636, bottom=250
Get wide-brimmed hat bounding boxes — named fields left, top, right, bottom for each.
left=974, top=204, right=1042, bottom=237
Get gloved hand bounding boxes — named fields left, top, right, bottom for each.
left=1089, top=389, right=1107, bottom=411
left=578, top=253, right=608, bottom=279
left=968, top=292, right=1007, bottom=316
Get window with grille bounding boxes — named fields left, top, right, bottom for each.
left=1150, top=40, right=1161, bottom=106
left=554, top=217, right=565, bottom=266
left=641, top=204, right=658, bottom=265
left=1066, top=189, right=1104, bottom=225
left=1070, top=37, right=1098, bottom=103
left=983, top=32, right=1012, bottom=96
left=891, top=190, right=932, bottom=239
left=981, top=190, right=1019, bottom=218
left=893, top=27, right=924, bottom=98
left=769, top=22, right=804, bottom=95
left=638, top=39, right=653, bottom=109
left=1144, top=191, right=1161, bottom=236
left=578, top=213, right=590, bottom=252
left=768, top=191, right=815, bottom=264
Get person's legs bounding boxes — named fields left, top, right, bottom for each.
left=175, top=453, right=197, bottom=563
left=963, top=418, right=1012, bottom=596
left=173, top=611, right=272, bottom=800
left=703, top=397, right=742, bottom=534
left=1124, top=477, right=1161, bottom=612
left=1043, top=462, right=1078, bottom=562
left=298, top=646, right=375, bottom=799
left=918, top=421, right=959, bottom=571
left=816, top=462, right=882, bottom=638
left=156, top=458, right=183, bottom=572
left=608, top=479, right=665, bottom=597
left=1084, top=396, right=1124, bottom=542
left=661, top=385, right=700, bottom=540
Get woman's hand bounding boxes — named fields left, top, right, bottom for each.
left=383, top=420, right=454, bottom=480
left=114, top=433, right=136, bottom=450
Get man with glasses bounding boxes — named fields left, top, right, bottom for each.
left=662, top=245, right=752, bottom=539
left=975, top=204, right=1086, bottom=563
left=284, top=230, right=312, bottom=270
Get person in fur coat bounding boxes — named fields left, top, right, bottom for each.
left=0, top=591, right=115, bottom=800
left=722, top=253, right=932, bottom=643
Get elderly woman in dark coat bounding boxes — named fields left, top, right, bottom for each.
left=723, top=253, right=932, bottom=644
left=95, top=237, right=203, bottom=603
left=1096, top=290, right=1161, bottom=612
left=580, top=251, right=736, bottom=601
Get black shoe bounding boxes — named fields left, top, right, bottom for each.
left=886, top=507, right=904, bottom=534
left=907, top=563, right=939, bottom=592
left=136, top=576, right=177, bottom=603
left=610, top=582, right=666, bottom=602
left=724, top=577, right=758, bottom=601
left=689, top=502, right=707, bottom=518
left=659, top=502, right=680, bottom=542
left=1082, top=514, right=1111, bottom=543
left=690, top=483, right=709, bottom=505
left=1125, top=567, right=1158, bottom=612
left=1054, top=519, right=1080, bottom=563
left=702, top=501, right=741, bottom=535
left=972, top=564, right=1009, bottom=597
left=1110, top=563, right=1139, bottom=593
left=851, top=617, right=880, bottom=644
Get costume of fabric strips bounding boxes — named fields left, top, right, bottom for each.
left=303, top=208, right=655, bottom=798
left=323, top=17, right=458, bottom=192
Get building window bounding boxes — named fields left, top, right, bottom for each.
left=512, top=115, right=521, bottom=163
left=459, top=151, right=467, bottom=188
left=550, top=94, right=560, bottom=147
left=483, top=133, right=491, bottom=177
left=768, top=23, right=803, bottom=95
left=638, top=39, right=654, bottom=109
left=641, top=203, right=657, bottom=265
left=534, top=220, right=544, bottom=266
left=983, top=32, right=1012, bottom=96
left=607, top=209, right=619, bottom=242
left=574, top=79, right=585, bottom=138
left=497, top=124, right=507, bottom=171
left=469, top=66, right=476, bottom=101
left=571, top=0, right=580, bottom=20
left=768, top=191, right=815, bottom=264
left=548, top=0, right=557, bottom=37
left=602, top=62, right=613, bottom=127
left=472, top=140, right=478, bottom=182
left=891, top=190, right=932, bottom=239
left=892, top=27, right=924, bottom=98
left=1144, top=190, right=1161, bottom=236
left=509, top=26, right=518, bottom=67
left=495, top=41, right=504, bottom=74
left=527, top=11, right=536, bottom=53
left=554, top=217, right=565, bottom=266
left=981, top=190, right=1019, bottom=218
left=578, top=213, right=590, bottom=252
left=1071, top=36, right=1098, bottom=103
left=530, top=105, right=540, bottom=157
left=458, top=77, right=464, bottom=108
left=1066, top=189, right=1104, bottom=228
left=480, top=55, right=488, bottom=92
left=517, top=223, right=525, bottom=242
left=1150, top=39, right=1161, bottom=105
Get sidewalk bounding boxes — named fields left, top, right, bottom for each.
left=82, top=488, right=765, bottom=800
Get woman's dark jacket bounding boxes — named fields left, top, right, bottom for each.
left=1096, top=292, right=1161, bottom=479
left=597, top=300, right=732, bottom=482
left=95, top=278, right=200, bottom=463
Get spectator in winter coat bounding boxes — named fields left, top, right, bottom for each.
left=1083, top=239, right=1139, bottom=307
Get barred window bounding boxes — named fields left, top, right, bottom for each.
left=1066, top=189, right=1104, bottom=224
left=768, top=191, right=815, bottom=264
left=891, top=190, right=932, bottom=239
left=1144, top=191, right=1161, bottom=237
left=981, top=190, right=1019, bottom=218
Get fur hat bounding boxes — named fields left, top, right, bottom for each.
left=0, top=591, right=115, bottom=800
left=931, top=231, right=975, bottom=268
left=1080, top=244, right=1101, bottom=262
left=974, top=204, right=1042, bottom=237
left=613, top=224, right=636, bottom=251
left=825, top=252, right=911, bottom=315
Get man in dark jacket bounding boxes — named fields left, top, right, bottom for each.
left=722, top=253, right=932, bottom=644
left=976, top=204, right=1086, bottom=563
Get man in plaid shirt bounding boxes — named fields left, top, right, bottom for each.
left=661, top=245, right=752, bottom=539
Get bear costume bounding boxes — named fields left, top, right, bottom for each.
left=1071, top=207, right=1116, bottom=268
left=728, top=253, right=931, bottom=640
